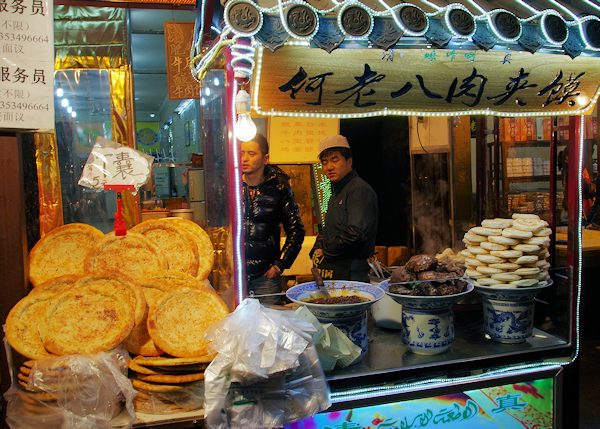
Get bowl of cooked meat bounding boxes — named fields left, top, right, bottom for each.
left=378, top=254, right=473, bottom=355
left=286, top=281, right=384, bottom=357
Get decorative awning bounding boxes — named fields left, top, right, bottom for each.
left=197, top=0, right=600, bottom=58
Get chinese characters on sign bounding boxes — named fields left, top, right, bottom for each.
left=256, top=46, right=600, bottom=116
left=78, top=138, right=153, bottom=191
left=268, top=116, right=339, bottom=164
left=164, top=22, right=200, bottom=100
left=0, top=0, right=54, bottom=129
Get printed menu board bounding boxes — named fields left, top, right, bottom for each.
left=269, top=117, right=339, bottom=164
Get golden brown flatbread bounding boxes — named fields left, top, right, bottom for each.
left=28, top=275, right=79, bottom=297
left=5, top=292, right=58, bottom=360
left=42, top=281, right=135, bottom=355
left=162, top=218, right=215, bottom=279
left=131, top=220, right=199, bottom=277
left=133, top=372, right=204, bottom=384
left=132, top=355, right=215, bottom=367
left=28, top=223, right=104, bottom=287
left=84, top=232, right=168, bottom=281
left=132, top=379, right=200, bottom=393
left=147, top=288, right=228, bottom=357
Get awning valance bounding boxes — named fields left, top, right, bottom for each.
left=200, top=0, right=600, bottom=58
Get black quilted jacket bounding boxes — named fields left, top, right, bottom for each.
left=243, top=165, right=305, bottom=280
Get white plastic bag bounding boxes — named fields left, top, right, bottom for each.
left=204, top=299, right=331, bottom=429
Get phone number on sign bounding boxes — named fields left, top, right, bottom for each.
left=0, top=33, right=49, bottom=43
left=0, top=102, right=49, bottom=110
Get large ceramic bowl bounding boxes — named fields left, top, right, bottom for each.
left=379, top=279, right=474, bottom=311
left=474, top=279, right=553, bottom=344
left=286, top=280, right=384, bottom=317
left=286, top=280, right=384, bottom=357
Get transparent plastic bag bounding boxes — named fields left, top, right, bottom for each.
left=78, top=136, right=153, bottom=194
left=3, top=342, right=136, bottom=429
left=204, top=299, right=331, bottom=429
left=133, top=384, right=205, bottom=415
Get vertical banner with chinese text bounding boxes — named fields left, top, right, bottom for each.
left=164, top=22, right=200, bottom=100
left=0, top=0, right=54, bottom=129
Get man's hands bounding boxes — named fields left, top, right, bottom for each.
left=265, top=265, right=282, bottom=279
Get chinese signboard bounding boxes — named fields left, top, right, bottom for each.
left=254, top=46, right=600, bottom=117
left=269, top=116, right=339, bottom=163
left=164, top=22, right=200, bottom=100
left=0, top=0, right=54, bottom=130
left=287, top=377, right=555, bottom=429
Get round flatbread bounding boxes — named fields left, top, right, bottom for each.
left=470, top=227, right=502, bottom=237
left=488, top=235, right=519, bottom=246
left=85, top=232, right=168, bottom=281
left=524, top=236, right=550, bottom=247
left=163, top=218, right=215, bottom=280
left=460, top=249, right=474, bottom=258
left=465, top=257, right=484, bottom=267
left=513, top=267, right=541, bottom=276
left=131, top=379, right=199, bottom=393
left=133, top=355, right=215, bottom=366
left=480, top=241, right=508, bottom=251
left=476, top=278, right=503, bottom=286
left=490, top=250, right=523, bottom=259
left=467, top=246, right=488, bottom=255
left=481, top=218, right=513, bottom=229
left=5, top=291, right=60, bottom=360
left=476, top=266, right=505, bottom=275
left=134, top=372, right=205, bottom=384
left=502, top=228, right=533, bottom=240
left=28, top=275, right=79, bottom=297
left=512, top=218, right=545, bottom=232
left=489, top=262, right=520, bottom=270
left=465, top=268, right=484, bottom=278
left=534, top=227, right=552, bottom=237
left=42, top=281, right=135, bottom=355
left=28, top=223, right=104, bottom=287
left=491, top=273, right=522, bottom=282
left=147, top=288, right=229, bottom=357
left=476, top=254, right=505, bottom=264
left=131, top=220, right=199, bottom=277
left=510, top=279, right=539, bottom=287
left=513, top=244, right=541, bottom=253
left=512, top=213, right=540, bottom=220
left=464, top=232, right=486, bottom=243
left=510, top=255, right=539, bottom=265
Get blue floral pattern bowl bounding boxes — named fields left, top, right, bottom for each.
left=378, top=279, right=474, bottom=355
left=286, top=281, right=384, bottom=357
left=474, top=280, right=553, bottom=344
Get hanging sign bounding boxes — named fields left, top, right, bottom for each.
left=0, top=0, right=54, bottom=130
left=164, top=22, right=200, bottom=100
left=253, top=46, right=600, bottom=117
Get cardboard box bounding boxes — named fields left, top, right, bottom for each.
left=387, top=246, right=410, bottom=267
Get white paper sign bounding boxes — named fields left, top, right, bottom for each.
left=0, top=0, right=55, bottom=130
left=79, top=138, right=153, bottom=191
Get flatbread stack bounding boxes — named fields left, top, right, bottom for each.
left=462, top=214, right=552, bottom=289
left=128, top=355, right=213, bottom=414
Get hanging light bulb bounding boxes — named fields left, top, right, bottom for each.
left=235, top=89, right=256, bottom=142
left=56, top=87, right=64, bottom=97
left=61, top=98, right=69, bottom=107
left=236, top=113, right=257, bottom=142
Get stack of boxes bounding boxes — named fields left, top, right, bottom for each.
left=507, top=192, right=552, bottom=214
left=506, top=157, right=550, bottom=177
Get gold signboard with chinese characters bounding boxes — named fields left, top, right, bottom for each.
left=164, top=22, right=200, bottom=100
left=269, top=117, right=339, bottom=164
left=253, top=46, right=600, bottom=117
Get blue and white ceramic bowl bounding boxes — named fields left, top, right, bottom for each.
left=379, top=279, right=474, bottom=311
left=286, top=281, right=384, bottom=357
left=475, top=280, right=553, bottom=344
left=379, top=279, right=474, bottom=355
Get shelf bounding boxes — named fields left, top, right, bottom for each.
left=506, top=175, right=557, bottom=182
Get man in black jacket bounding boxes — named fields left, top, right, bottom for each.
left=242, top=134, right=305, bottom=304
left=310, top=135, right=378, bottom=282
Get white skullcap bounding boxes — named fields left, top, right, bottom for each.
left=318, top=135, right=350, bottom=156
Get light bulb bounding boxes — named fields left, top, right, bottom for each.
left=213, top=77, right=220, bottom=86
left=56, top=87, right=64, bottom=97
left=71, top=111, right=77, bottom=118
left=236, top=113, right=257, bottom=142
left=61, top=98, right=69, bottom=107
left=67, top=106, right=72, bottom=113
left=204, top=87, right=211, bottom=96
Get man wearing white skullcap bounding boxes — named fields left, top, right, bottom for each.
left=310, top=135, right=378, bottom=282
